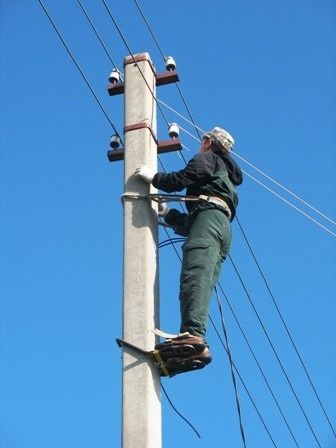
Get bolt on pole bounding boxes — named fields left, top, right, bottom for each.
left=122, top=53, right=161, bottom=448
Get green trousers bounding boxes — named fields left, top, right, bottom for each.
left=179, top=205, right=232, bottom=339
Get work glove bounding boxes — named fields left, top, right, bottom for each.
left=134, top=165, right=156, bottom=184
left=158, top=202, right=170, bottom=217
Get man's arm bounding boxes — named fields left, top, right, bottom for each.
left=152, top=152, right=218, bottom=193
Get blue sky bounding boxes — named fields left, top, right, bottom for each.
left=1, top=1, right=335, bottom=447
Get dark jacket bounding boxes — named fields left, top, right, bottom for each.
left=152, top=149, right=243, bottom=234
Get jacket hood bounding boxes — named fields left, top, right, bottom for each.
left=215, top=149, right=243, bottom=186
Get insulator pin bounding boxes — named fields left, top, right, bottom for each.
left=110, top=134, right=121, bottom=149
left=168, top=123, right=179, bottom=139
left=165, top=56, right=176, bottom=72
left=109, top=69, right=120, bottom=84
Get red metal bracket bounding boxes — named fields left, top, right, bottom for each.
left=107, top=138, right=182, bottom=162
left=124, top=122, right=158, bottom=144
left=108, top=70, right=179, bottom=96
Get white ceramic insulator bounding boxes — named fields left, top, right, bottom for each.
left=109, top=69, right=120, bottom=84
left=168, top=123, right=179, bottom=139
left=110, top=134, right=121, bottom=149
left=165, top=56, right=176, bottom=71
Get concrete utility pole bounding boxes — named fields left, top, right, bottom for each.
left=107, top=52, right=181, bottom=448
left=122, top=53, right=161, bottom=448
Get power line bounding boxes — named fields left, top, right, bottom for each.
left=217, top=283, right=301, bottom=447
left=99, top=0, right=171, bottom=128
left=96, top=0, right=335, bottom=240
left=229, top=254, right=323, bottom=447
left=38, top=0, right=123, bottom=143
left=243, top=171, right=336, bottom=238
left=161, top=383, right=201, bottom=439
left=214, top=287, right=247, bottom=448
left=208, top=315, right=279, bottom=448
left=235, top=215, right=336, bottom=438
left=155, top=97, right=336, bottom=230
left=77, top=0, right=120, bottom=71
left=131, top=0, right=202, bottom=140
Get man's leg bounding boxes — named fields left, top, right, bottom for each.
left=179, top=209, right=231, bottom=338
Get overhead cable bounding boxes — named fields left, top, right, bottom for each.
left=229, top=254, right=323, bottom=447
left=214, top=287, right=247, bottom=448
left=156, top=97, right=336, bottom=230
left=38, top=0, right=123, bottom=143
left=77, top=0, right=121, bottom=72
left=131, top=0, right=202, bottom=140
left=217, top=283, right=301, bottom=447
left=235, top=216, right=336, bottom=437
left=208, top=315, right=279, bottom=448
left=161, top=383, right=201, bottom=439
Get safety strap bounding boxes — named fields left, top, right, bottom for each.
left=152, top=350, right=170, bottom=376
left=153, top=328, right=191, bottom=340
left=121, top=193, right=231, bottom=219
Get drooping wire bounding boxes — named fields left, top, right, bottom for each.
left=161, top=382, right=201, bottom=439
left=131, top=0, right=202, bottom=140
left=37, top=0, right=123, bottom=144
left=217, top=283, right=301, bottom=447
left=235, top=215, right=336, bottom=438
left=214, top=287, right=247, bottom=448
left=228, top=254, right=323, bottom=448
left=208, top=315, right=279, bottom=448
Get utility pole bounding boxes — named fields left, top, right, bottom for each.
left=107, top=52, right=181, bottom=448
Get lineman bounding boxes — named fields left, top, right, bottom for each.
left=135, top=127, right=243, bottom=370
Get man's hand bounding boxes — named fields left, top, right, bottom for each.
left=158, top=202, right=170, bottom=217
left=134, top=165, right=156, bottom=184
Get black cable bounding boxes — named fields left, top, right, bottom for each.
left=132, top=0, right=202, bottom=140
left=208, top=314, right=279, bottom=448
left=77, top=0, right=120, bottom=71
left=214, top=287, right=247, bottom=448
left=159, top=238, right=185, bottom=249
left=235, top=215, right=336, bottom=439
left=217, top=283, right=301, bottom=447
left=161, top=382, right=201, bottom=439
left=38, top=0, right=123, bottom=144
left=228, top=254, right=322, bottom=448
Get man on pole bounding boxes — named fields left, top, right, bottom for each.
left=135, top=127, right=243, bottom=374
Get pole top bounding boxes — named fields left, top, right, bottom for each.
left=124, top=52, right=156, bottom=74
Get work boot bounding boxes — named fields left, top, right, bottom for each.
left=155, top=333, right=206, bottom=354
left=193, top=346, right=212, bottom=365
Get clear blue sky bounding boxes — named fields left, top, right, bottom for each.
left=1, top=1, right=335, bottom=447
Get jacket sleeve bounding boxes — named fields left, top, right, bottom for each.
left=152, top=152, right=217, bottom=193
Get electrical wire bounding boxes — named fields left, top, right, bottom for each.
left=208, top=315, right=279, bottom=448
left=161, top=382, right=201, bottom=439
left=217, top=283, right=301, bottom=447
left=131, top=0, right=202, bottom=140
left=214, top=287, right=247, bottom=448
left=155, top=97, right=336, bottom=230
left=235, top=215, right=336, bottom=438
left=228, top=254, right=323, bottom=447
left=100, top=0, right=336, bottom=241
left=62, top=2, right=332, bottom=442
left=77, top=0, right=120, bottom=72
left=100, top=0, right=171, bottom=128
left=37, top=0, right=123, bottom=144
